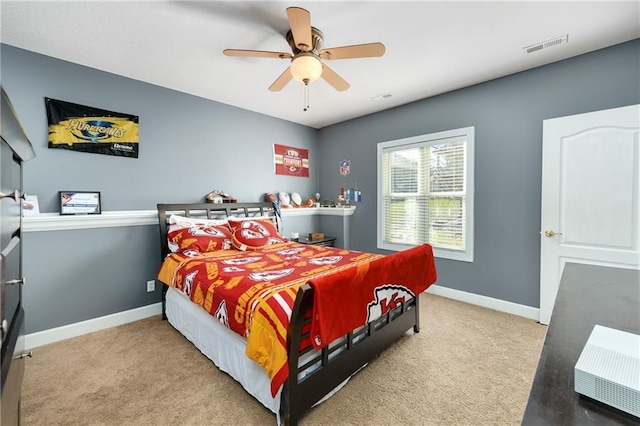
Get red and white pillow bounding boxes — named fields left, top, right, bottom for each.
left=167, top=215, right=233, bottom=254
left=228, top=217, right=286, bottom=251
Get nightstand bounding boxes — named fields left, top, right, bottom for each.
left=298, top=236, right=337, bottom=247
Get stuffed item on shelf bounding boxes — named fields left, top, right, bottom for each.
left=205, top=190, right=237, bottom=204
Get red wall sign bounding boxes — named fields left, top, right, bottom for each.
left=273, top=144, right=309, bottom=177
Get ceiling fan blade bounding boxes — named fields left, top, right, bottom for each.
left=319, top=42, right=385, bottom=60
left=286, top=7, right=312, bottom=51
left=223, top=49, right=291, bottom=59
left=269, top=67, right=293, bottom=92
left=321, top=64, right=350, bottom=92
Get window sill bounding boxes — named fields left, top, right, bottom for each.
left=378, top=241, right=473, bottom=263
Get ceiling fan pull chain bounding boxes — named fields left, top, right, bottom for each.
left=303, top=82, right=310, bottom=112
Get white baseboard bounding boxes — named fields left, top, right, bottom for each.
left=24, top=303, right=162, bottom=349
left=426, top=285, right=540, bottom=322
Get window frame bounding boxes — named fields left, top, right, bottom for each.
left=376, top=126, right=475, bottom=262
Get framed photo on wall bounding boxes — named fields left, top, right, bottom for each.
left=59, top=191, right=101, bottom=215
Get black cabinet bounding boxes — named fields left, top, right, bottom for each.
left=1, top=87, right=35, bottom=425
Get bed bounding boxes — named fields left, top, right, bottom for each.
left=156, top=202, right=437, bottom=425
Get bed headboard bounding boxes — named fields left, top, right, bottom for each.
left=156, top=202, right=277, bottom=259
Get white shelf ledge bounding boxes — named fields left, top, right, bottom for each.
left=24, top=210, right=158, bottom=232
left=23, top=206, right=356, bottom=232
left=280, top=206, right=356, bottom=217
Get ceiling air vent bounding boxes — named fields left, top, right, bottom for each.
left=523, top=34, right=569, bottom=54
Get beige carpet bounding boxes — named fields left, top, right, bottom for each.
left=22, top=294, right=546, bottom=425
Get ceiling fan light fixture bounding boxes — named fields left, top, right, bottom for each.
left=224, top=6, right=383, bottom=93
left=290, top=53, right=322, bottom=84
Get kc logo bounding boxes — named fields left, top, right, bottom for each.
left=249, top=268, right=294, bottom=282
left=366, top=285, right=415, bottom=323
left=214, top=300, right=229, bottom=327
left=183, top=270, right=198, bottom=296
left=222, top=256, right=262, bottom=265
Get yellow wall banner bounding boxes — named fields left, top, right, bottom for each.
left=46, top=98, right=139, bottom=158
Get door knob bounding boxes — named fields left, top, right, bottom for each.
left=544, top=229, right=563, bottom=237
left=0, top=190, right=21, bottom=201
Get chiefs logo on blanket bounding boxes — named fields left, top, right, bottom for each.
left=367, top=284, right=415, bottom=323
left=312, top=284, right=416, bottom=347
left=367, top=285, right=415, bottom=323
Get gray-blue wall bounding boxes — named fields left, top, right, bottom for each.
left=1, top=45, right=319, bottom=213
left=24, top=226, right=162, bottom=331
left=2, top=44, right=319, bottom=333
left=317, top=39, right=640, bottom=308
left=2, top=39, right=638, bottom=333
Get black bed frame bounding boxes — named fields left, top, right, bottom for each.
left=157, top=202, right=420, bottom=425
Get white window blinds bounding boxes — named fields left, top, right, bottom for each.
left=377, top=127, right=474, bottom=262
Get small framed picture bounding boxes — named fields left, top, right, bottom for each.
left=59, top=191, right=101, bottom=215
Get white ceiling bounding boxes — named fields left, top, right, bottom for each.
left=1, top=1, right=639, bottom=129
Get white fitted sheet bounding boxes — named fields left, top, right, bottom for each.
left=166, top=287, right=281, bottom=414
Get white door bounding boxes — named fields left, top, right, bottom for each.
left=540, top=104, right=640, bottom=325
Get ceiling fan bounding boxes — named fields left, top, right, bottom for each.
left=223, top=6, right=385, bottom=92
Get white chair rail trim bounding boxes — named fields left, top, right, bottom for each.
left=280, top=206, right=356, bottom=217
left=23, top=206, right=356, bottom=232
left=24, top=210, right=158, bottom=232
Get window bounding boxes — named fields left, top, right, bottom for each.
left=377, top=127, right=474, bottom=262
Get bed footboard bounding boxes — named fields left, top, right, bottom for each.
left=280, top=284, right=420, bottom=425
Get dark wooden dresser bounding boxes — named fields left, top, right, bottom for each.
left=522, top=263, right=640, bottom=425
left=1, top=86, right=36, bottom=425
